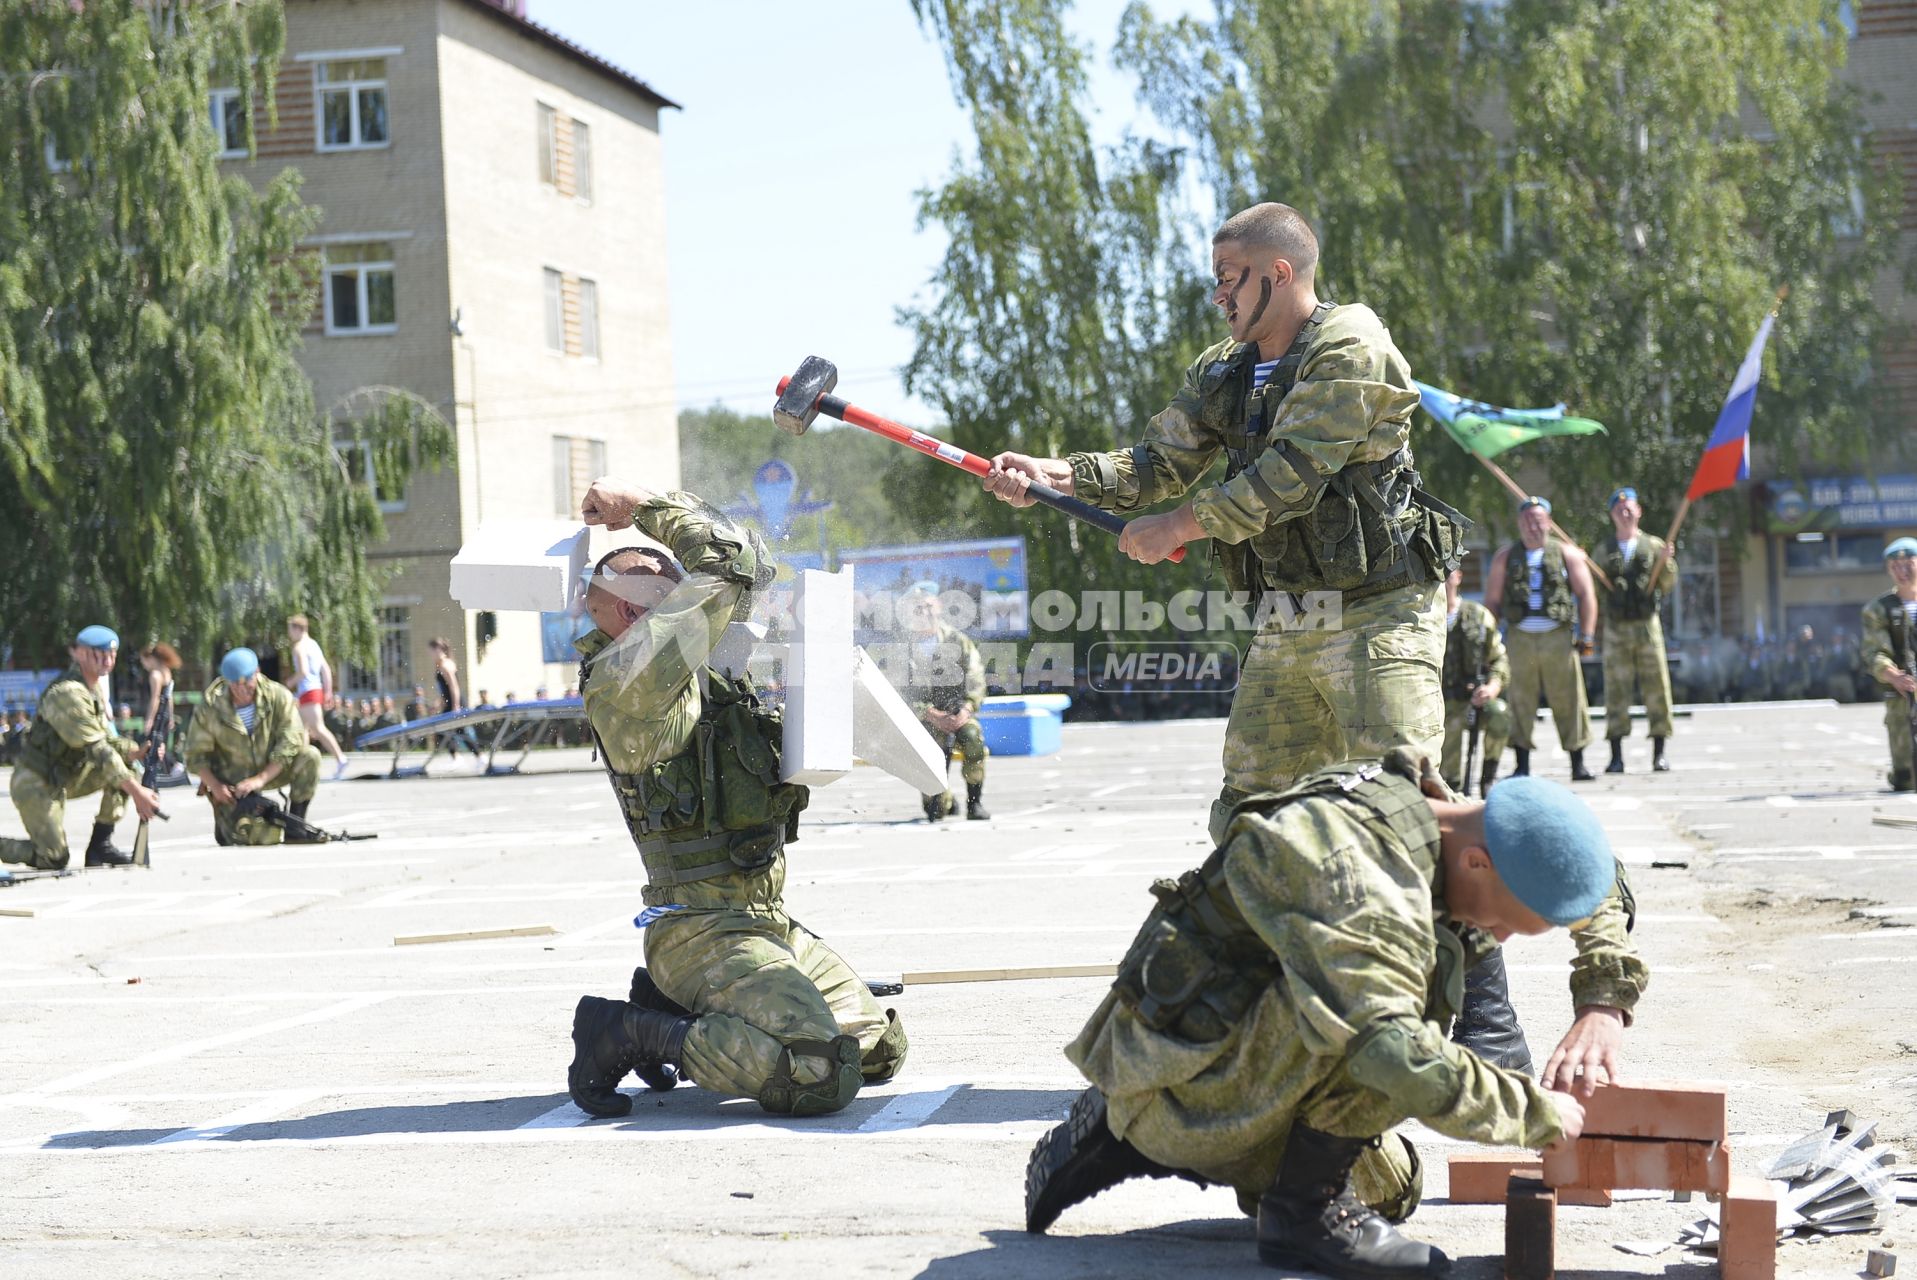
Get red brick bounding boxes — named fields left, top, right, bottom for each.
left=1576, top=1082, right=1728, bottom=1142
left=1504, top=1174, right=1556, bottom=1280
left=1447, top=1153, right=1612, bottom=1206
left=1719, top=1173, right=1778, bottom=1280
left=1540, top=1136, right=1730, bottom=1193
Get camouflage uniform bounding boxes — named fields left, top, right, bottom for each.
left=1861, top=591, right=1917, bottom=790
left=1067, top=305, right=1466, bottom=842
left=903, top=619, right=989, bottom=792
left=183, top=676, right=321, bottom=845
left=1500, top=539, right=1593, bottom=753
left=0, top=669, right=138, bottom=870
left=1067, top=750, right=1646, bottom=1206
left=1596, top=534, right=1676, bottom=740
left=581, top=492, right=904, bottom=1114
left=1440, top=601, right=1511, bottom=792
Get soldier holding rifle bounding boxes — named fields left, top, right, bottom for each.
left=1863, top=536, right=1917, bottom=792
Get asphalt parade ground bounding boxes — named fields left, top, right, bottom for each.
left=3, top=701, right=1916, bottom=1279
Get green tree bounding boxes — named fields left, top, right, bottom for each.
left=901, top=0, right=1220, bottom=644
left=0, top=0, right=448, bottom=671
left=1114, top=0, right=1905, bottom=549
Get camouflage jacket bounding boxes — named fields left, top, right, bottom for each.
left=16, top=667, right=138, bottom=792
left=1068, top=751, right=1647, bottom=1160
left=902, top=622, right=986, bottom=718
left=1862, top=591, right=1917, bottom=688
left=1596, top=533, right=1677, bottom=625
left=1442, top=600, right=1510, bottom=702
left=578, top=491, right=781, bottom=911
left=184, top=677, right=308, bottom=783
left=1064, top=304, right=1419, bottom=545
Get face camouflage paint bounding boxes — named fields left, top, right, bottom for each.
left=1245, top=276, right=1273, bottom=330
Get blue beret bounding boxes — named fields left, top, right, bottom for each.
left=1481, top=777, right=1614, bottom=926
left=1608, top=487, right=1638, bottom=509
left=1885, top=537, right=1917, bottom=560
left=1518, top=496, right=1552, bottom=515
left=219, top=647, right=260, bottom=682
left=75, top=624, right=118, bottom=649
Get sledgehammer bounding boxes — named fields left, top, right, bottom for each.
left=774, top=356, right=1185, bottom=563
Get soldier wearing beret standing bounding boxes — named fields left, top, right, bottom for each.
left=1863, top=536, right=1917, bottom=792
left=1594, top=487, right=1677, bottom=774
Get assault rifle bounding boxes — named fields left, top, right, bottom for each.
left=130, top=712, right=173, bottom=868
left=1462, top=654, right=1487, bottom=798
left=231, top=793, right=376, bottom=843
left=1904, top=640, right=1917, bottom=787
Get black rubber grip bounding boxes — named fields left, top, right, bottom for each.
left=1026, top=481, right=1128, bottom=537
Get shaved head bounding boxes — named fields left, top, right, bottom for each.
left=1213, top=203, right=1319, bottom=283
left=585, top=546, right=682, bottom=638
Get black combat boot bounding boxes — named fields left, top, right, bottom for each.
left=84, top=822, right=135, bottom=868
left=1605, top=738, right=1625, bottom=774
left=966, top=782, right=990, bottom=821
left=1478, top=763, right=1498, bottom=797
left=1450, top=950, right=1533, bottom=1075
left=1258, top=1125, right=1450, bottom=1277
left=627, top=967, right=691, bottom=1091
left=1652, top=737, right=1671, bottom=772
left=1569, top=748, right=1595, bottom=782
left=1893, top=769, right=1915, bottom=793
left=567, top=995, right=692, bottom=1118
left=922, top=791, right=948, bottom=823
left=284, top=799, right=325, bottom=844
left=1025, top=1087, right=1197, bottom=1234
left=1512, top=748, right=1531, bottom=777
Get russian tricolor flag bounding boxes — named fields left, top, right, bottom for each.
left=1685, top=314, right=1775, bottom=502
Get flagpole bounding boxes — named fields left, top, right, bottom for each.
left=1472, top=454, right=1614, bottom=590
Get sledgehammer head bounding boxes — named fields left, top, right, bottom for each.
left=773, top=356, right=838, bottom=436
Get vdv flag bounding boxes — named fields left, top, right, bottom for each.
left=1685, top=314, right=1775, bottom=502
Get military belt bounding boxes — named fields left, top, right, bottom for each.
left=636, top=824, right=784, bottom=887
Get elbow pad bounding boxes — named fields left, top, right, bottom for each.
left=1344, top=1018, right=1465, bottom=1118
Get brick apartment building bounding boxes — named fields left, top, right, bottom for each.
left=227, top=0, right=679, bottom=700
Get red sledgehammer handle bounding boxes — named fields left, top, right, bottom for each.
left=778, top=377, right=1186, bottom=564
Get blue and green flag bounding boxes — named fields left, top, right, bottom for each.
left=1415, top=381, right=1607, bottom=460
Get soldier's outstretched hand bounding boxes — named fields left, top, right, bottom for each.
left=581, top=477, right=657, bottom=530
left=1540, top=1004, right=1625, bottom=1097
left=1543, top=1091, right=1586, bottom=1148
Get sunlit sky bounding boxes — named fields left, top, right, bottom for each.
left=525, top=1, right=1204, bottom=429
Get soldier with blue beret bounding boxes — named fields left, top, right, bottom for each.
left=1862, top=536, right=1917, bottom=791
left=1025, top=748, right=1646, bottom=1279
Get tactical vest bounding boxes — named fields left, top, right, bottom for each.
left=1602, top=536, right=1665, bottom=623
left=1200, top=305, right=1469, bottom=599
left=16, top=670, right=97, bottom=788
left=1442, top=608, right=1493, bottom=702
left=1503, top=539, right=1575, bottom=626
left=1110, top=757, right=1458, bottom=1044
left=1878, top=591, right=1916, bottom=672
left=590, top=664, right=808, bottom=889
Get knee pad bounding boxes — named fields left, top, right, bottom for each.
left=1353, top=1132, right=1423, bottom=1224
left=861, top=1009, right=909, bottom=1084
left=758, top=1033, right=861, bottom=1117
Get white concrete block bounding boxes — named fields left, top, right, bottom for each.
left=852, top=648, right=949, bottom=796
left=449, top=522, right=589, bottom=613
left=782, top=568, right=854, bottom=785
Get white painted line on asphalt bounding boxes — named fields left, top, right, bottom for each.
left=516, top=1101, right=592, bottom=1130
left=1813, top=931, right=1917, bottom=943
left=1688, top=824, right=1733, bottom=831
left=1088, top=782, right=1129, bottom=798
left=857, top=1083, right=962, bottom=1133
left=553, top=914, right=642, bottom=946
left=1766, top=796, right=1799, bottom=808
left=1, top=993, right=393, bottom=1100
left=0, top=983, right=606, bottom=1008
left=219, top=858, right=440, bottom=872
left=151, top=1088, right=327, bottom=1144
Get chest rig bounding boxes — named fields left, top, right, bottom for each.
left=584, top=655, right=808, bottom=889
left=1504, top=539, right=1575, bottom=626
left=1604, top=538, right=1664, bottom=623
left=1201, top=304, right=1467, bottom=598
left=1110, top=756, right=1454, bottom=1043
left=17, top=671, right=94, bottom=788
left=1881, top=591, right=1916, bottom=672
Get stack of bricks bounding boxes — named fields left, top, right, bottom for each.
left=1445, top=1081, right=1777, bottom=1279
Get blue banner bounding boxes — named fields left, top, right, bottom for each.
left=840, top=537, right=1029, bottom=637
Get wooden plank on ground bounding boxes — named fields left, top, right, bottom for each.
left=902, top=963, right=1117, bottom=986
left=0, top=907, right=35, bottom=918
left=393, top=924, right=557, bottom=947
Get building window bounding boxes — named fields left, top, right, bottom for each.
left=573, top=119, right=592, bottom=203
left=543, top=266, right=565, bottom=351
left=537, top=102, right=557, bottom=186
left=335, top=436, right=408, bottom=513
left=543, top=268, right=599, bottom=357
left=1782, top=531, right=1886, bottom=575
left=318, top=58, right=389, bottom=151
left=346, top=605, right=412, bottom=693
left=552, top=435, right=608, bottom=517
left=210, top=88, right=247, bottom=157
left=324, top=242, right=396, bottom=335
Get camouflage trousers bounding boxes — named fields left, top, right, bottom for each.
left=1884, top=695, right=1916, bottom=789
left=1504, top=626, right=1592, bottom=753
left=1211, top=582, right=1445, bottom=844
left=1440, top=696, right=1511, bottom=793
left=1602, top=618, right=1674, bottom=740
left=206, top=745, right=322, bottom=846
left=645, top=904, right=904, bottom=1114
left=923, top=715, right=988, bottom=788
left=0, top=763, right=127, bottom=871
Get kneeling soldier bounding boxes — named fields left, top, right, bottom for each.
left=564, top=479, right=907, bottom=1119
left=0, top=625, right=162, bottom=870
left=185, top=648, right=324, bottom=845
left=1025, top=749, right=1646, bottom=1278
